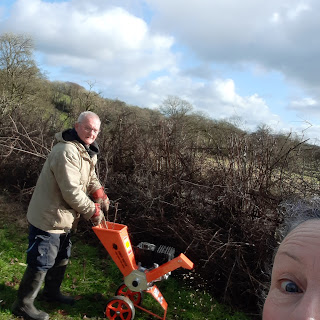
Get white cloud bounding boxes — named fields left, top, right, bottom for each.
left=3, top=0, right=176, bottom=81
left=286, top=2, right=311, bottom=20
left=146, top=0, right=320, bottom=90
left=2, top=0, right=320, bottom=143
left=111, top=74, right=282, bottom=132
left=289, top=97, right=320, bottom=118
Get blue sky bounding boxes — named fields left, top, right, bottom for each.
left=1, top=0, right=320, bottom=143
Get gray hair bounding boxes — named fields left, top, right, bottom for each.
left=276, top=197, right=320, bottom=242
left=77, top=111, right=100, bottom=124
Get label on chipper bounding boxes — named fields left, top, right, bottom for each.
left=123, top=236, right=133, bottom=255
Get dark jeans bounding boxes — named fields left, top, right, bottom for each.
left=26, top=224, right=72, bottom=271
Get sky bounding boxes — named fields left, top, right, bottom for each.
left=1, top=0, right=320, bottom=144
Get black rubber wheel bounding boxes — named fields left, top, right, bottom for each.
left=105, top=295, right=135, bottom=320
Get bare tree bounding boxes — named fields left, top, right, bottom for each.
left=0, top=32, right=40, bottom=101
left=159, top=95, right=193, bottom=118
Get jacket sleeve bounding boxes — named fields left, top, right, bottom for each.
left=87, top=155, right=103, bottom=195
left=49, top=145, right=96, bottom=220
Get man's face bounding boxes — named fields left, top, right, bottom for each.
left=75, top=116, right=101, bottom=145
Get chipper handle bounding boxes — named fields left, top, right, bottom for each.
left=145, top=253, right=194, bottom=283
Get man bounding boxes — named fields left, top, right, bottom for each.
left=12, top=111, right=110, bottom=320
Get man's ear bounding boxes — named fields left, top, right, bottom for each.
left=74, top=122, right=79, bottom=132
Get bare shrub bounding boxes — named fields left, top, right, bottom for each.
left=0, top=97, right=65, bottom=196
left=2, top=94, right=320, bottom=315
left=96, top=110, right=319, bottom=314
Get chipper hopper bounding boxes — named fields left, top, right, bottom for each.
left=92, top=221, right=194, bottom=320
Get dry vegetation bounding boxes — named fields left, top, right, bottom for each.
left=2, top=32, right=320, bottom=317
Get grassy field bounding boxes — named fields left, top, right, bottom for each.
left=0, top=196, right=250, bottom=320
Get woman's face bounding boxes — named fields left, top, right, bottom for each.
left=263, top=220, right=320, bottom=320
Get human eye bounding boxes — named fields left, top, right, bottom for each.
left=280, top=280, right=303, bottom=293
left=84, top=126, right=99, bottom=134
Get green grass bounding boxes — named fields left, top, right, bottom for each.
left=0, top=205, right=250, bottom=320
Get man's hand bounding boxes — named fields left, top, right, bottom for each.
left=101, top=197, right=110, bottom=214
left=92, top=188, right=110, bottom=214
left=91, top=203, right=104, bottom=226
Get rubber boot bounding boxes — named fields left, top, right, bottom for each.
left=40, top=261, right=74, bottom=305
left=11, top=266, right=49, bottom=320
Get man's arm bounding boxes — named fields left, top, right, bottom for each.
left=50, top=147, right=97, bottom=220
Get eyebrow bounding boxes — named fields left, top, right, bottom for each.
left=278, top=250, right=301, bottom=263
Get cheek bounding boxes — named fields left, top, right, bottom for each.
left=263, top=293, right=284, bottom=320
left=76, top=128, right=85, bottom=138
left=262, top=296, right=273, bottom=320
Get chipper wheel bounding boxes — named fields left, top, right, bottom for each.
left=105, top=295, right=135, bottom=320
left=116, top=283, right=143, bottom=305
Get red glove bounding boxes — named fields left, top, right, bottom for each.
left=92, top=188, right=110, bottom=213
left=91, top=203, right=104, bottom=226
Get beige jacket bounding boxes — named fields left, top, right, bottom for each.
left=27, top=132, right=102, bottom=233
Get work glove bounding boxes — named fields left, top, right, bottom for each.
left=91, top=203, right=104, bottom=226
left=101, top=197, right=110, bottom=213
left=92, top=188, right=110, bottom=214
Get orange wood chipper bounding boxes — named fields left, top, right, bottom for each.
left=92, top=220, right=194, bottom=320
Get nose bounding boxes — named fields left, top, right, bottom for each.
left=293, top=293, right=320, bottom=320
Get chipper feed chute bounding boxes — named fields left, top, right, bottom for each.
left=92, top=221, right=194, bottom=320
left=92, top=221, right=137, bottom=277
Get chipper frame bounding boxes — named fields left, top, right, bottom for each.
left=92, top=221, right=194, bottom=320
